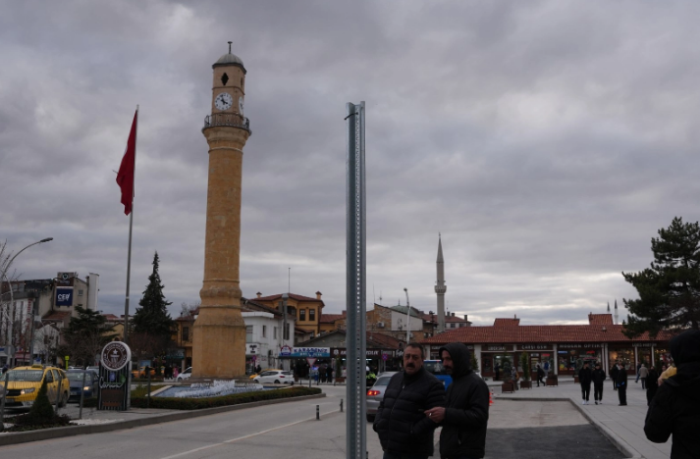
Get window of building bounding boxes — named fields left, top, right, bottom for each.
left=246, top=326, right=253, bottom=343
left=309, top=309, right=316, bottom=321
left=274, top=327, right=277, bottom=339
left=300, top=309, right=306, bottom=321
left=78, top=289, right=84, bottom=296
left=262, top=325, right=267, bottom=338
left=182, top=326, right=190, bottom=342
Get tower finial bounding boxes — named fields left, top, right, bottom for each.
left=228, top=41, right=232, bottom=54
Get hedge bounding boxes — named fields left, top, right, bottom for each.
left=131, top=386, right=322, bottom=410
left=82, top=386, right=321, bottom=410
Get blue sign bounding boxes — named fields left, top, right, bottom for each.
left=288, top=347, right=330, bottom=358
left=56, top=287, right=73, bottom=307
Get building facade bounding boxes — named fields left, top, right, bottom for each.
left=254, top=292, right=325, bottom=337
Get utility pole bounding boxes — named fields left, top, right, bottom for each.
left=403, top=288, right=410, bottom=345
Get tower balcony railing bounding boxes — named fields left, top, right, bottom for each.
left=203, top=113, right=251, bottom=133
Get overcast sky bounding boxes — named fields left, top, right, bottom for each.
left=2, top=1, right=699, bottom=325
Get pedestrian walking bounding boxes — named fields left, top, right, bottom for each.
left=543, top=360, right=550, bottom=379
left=635, top=362, right=642, bottom=383
left=536, top=364, right=545, bottom=387
left=425, top=343, right=489, bottom=459
left=614, top=362, right=628, bottom=405
left=592, top=362, right=606, bottom=405
left=644, top=329, right=700, bottom=458
left=326, top=365, right=333, bottom=384
left=579, top=361, right=593, bottom=404
left=494, top=363, right=500, bottom=381
left=645, top=366, right=659, bottom=406
left=173, top=366, right=179, bottom=379
left=373, top=343, right=445, bottom=459
left=638, top=363, right=649, bottom=390
left=610, top=361, right=619, bottom=391
left=320, top=364, right=327, bottom=384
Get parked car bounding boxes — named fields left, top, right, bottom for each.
left=0, top=364, right=69, bottom=409
left=365, top=371, right=397, bottom=422
left=131, top=366, right=156, bottom=379
left=176, top=367, right=192, bottom=382
left=253, top=370, right=294, bottom=385
left=66, top=370, right=99, bottom=402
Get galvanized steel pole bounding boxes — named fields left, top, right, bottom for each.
left=346, top=102, right=366, bottom=459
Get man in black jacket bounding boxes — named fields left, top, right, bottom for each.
left=645, top=329, right=700, bottom=459
left=592, top=362, right=606, bottom=405
left=373, top=343, right=445, bottom=459
left=614, top=361, right=628, bottom=405
left=425, top=342, right=489, bottom=459
left=578, top=361, right=593, bottom=405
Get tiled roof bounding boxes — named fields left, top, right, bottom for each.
left=494, top=318, right=520, bottom=327
left=43, top=311, right=72, bottom=321
left=588, top=314, right=614, bottom=325
left=255, top=293, right=324, bottom=304
left=320, top=313, right=345, bottom=324
left=421, top=318, right=675, bottom=345
left=101, top=314, right=122, bottom=321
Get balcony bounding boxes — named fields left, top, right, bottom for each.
left=203, top=113, right=251, bottom=133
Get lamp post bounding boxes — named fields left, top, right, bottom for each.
left=403, top=288, right=410, bottom=345
left=0, top=238, right=53, bottom=366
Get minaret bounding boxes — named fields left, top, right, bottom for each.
left=614, top=300, right=619, bottom=325
left=193, top=43, right=251, bottom=379
left=435, top=234, right=447, bottom=333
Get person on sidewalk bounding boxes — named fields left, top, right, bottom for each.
left=644, top=329, right=700, bottom=459
left=614, top=361, right=628, bottom=405
left=579, top=361, right=593, bottom=405
left=373, top=343, right=445, bottom=459
left=425, top=342, right=490, bottom=459
left=592, top=362, right=606, bottom=405
left=645, top=365, right=659, bottom=406
left=610, top=361, right=619, bottom=391
left=638, top=363, right=649, bottom=390
left=536, top=364, right=545, bottom=387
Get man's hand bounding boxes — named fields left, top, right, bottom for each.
left=424, top=407, right=445, bottom=423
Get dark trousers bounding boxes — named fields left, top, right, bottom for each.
left=383, top=451, right=428, bottom=459
left=594, top=382, right=603, bottom=401
left=581, top=383, right=591, bottom=401
left=618, top=385, right=627, bottom=405
left=537, top=376, right=545, bottom=387
left=640, top=377, right=646, bottom=389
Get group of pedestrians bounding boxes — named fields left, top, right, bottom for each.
left=373, top=342, right=489, bottom=459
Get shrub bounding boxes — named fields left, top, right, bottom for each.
left=10, top=379, right=72, bottom=430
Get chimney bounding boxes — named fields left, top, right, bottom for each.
left=256, top=292, right=262, bottom=298
left=452, top=312, right=455, bottom=317
left=342, top=310, right=347, bottom=316
left=464, top=314, right=468, bottom=322
left=316, top=291, right=322, bottom=300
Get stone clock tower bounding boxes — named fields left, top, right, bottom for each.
left=193, top=43, right=250, bottom=379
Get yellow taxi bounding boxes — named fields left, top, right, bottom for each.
left=0, top=364, right=69, bottom=408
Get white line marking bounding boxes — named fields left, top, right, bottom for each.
left=158, top=410, right=340, bottom=459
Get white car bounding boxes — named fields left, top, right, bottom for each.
left=253, top=370, right=294, bottom=385
left=176, top=367, right=192, bottom=382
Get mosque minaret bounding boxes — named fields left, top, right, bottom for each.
left=435, top=234, right=447, bottom=334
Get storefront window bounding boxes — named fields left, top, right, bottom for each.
left=558, top=348, right=602, bottom=373
left=654, top=348, right=671, bottom=369
left=609, top=348, right=634, bottom=371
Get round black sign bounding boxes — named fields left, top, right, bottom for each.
left=101, top=342, right=130, bottom=371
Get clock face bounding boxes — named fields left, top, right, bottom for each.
left=238, top=97, right=245, bottom=116
left=215, top=92, right=233, bottom=110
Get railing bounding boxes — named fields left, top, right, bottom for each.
left=203, top=113, right=251, bottom=132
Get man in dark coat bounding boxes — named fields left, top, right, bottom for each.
left=592, top=362, right=606, bottom=405
left=645, top=330, right=700, bottom=459
left=610, top=361, right=619, bottom=391
left=536, top=364, right=545, bottom=387
left=373, top=343, right=445, bottom=459
left=578, top=361, right=593, bottom=405
left=614, top=361, right=628, bottom=405
left=645, top=365, right=659, bottom=407
left=425, top=343, right=490, bottom=459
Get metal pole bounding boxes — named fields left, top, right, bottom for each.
left=146, top=366, right=151, bottom=409
left=123, top=210, right=133, bottom=345
left=0, top=371, right=8, bottom=432
left=55, top=373, right=63, bottom=414
left=1, top=272, right=13, bottom=367
left=346, top=101, right=367, bottom=459
left=404, top=288, right=410, bottom=345
left=316, top=404, right=320, bottom=420
left=79, top=370, right=87, bottom=419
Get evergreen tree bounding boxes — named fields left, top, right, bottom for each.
left=133, top=252, right=174, bottom=339
left=623, top=217, right=700, bottom=338
left=63, top=306, right=116, bottom=367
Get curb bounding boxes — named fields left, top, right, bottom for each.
left=0, top=393, right=326, bottom=447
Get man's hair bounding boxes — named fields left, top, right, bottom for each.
left=405, top=342, right=424, bottom=354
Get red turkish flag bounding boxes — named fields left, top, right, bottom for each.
left=116, top=110, right=138, bottom=215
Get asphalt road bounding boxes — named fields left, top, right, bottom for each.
left=0, top=386, right=624, bottom=459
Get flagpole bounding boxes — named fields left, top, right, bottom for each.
left=123, top=105, right=138, bottom=345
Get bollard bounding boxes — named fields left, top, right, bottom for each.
left=78, top=369, right=87, bottom=419
left=316, top=404, right=320, bottom=420
left=340, top=399, right=343, bottom=412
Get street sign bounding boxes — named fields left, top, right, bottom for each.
left=98, top=341, right=132, bottom=411
left=306, top=358, right=316, bottom=367
left=382, top=353, right=388, bottom=361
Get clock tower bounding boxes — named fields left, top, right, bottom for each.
left=192, top=43, right=250, bottom=379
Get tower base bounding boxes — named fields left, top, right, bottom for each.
left=192, top=305, right=247, bottom=379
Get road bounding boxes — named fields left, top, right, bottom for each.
left=0, top=385, right=624, bottom=459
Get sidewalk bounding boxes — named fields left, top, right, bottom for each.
left=493, top=377, right=670, bottom=459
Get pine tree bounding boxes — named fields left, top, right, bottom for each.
left=63, top=306, right=116, bottom=366
left=133, top=252, right=174, bottom=340
left=623, top=217, right=700, bottom=338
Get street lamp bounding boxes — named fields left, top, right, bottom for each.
left=1, top=237, right=53, bottom=366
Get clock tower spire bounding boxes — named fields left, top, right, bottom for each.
left=192, top=44, right=251, bottom=380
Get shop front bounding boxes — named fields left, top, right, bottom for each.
left=480, top=344, right=513, bottom=379
left=516, top=344, right=554, bottom=379
left=608, top=345, right=635, bottom=373
left=654, top=346, right=671, bottom=369
left=331, top=348, right=398, bottom=375
left=557, top=343, right=603, bottom=375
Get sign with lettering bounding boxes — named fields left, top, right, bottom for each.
left=557, top=343, right=603, bottom=349
left=97, top=341, right=132, bottom=411
left=280, top=345, right=292, bottom=356
left=288, top=347, right=330, bottom=358
left=246, top=344, right=259, bottom=355
left=485, top=345, right=508, bottom=351
left=518, top=344, right=552, bottom=351
left=55, top=287, right=73, bottom=307
left=632, top=343, right=655, bottom=347
left=331, top=348, right=393, bottom=358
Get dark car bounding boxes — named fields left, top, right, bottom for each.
left=66, top=370, right=98, bottom=402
